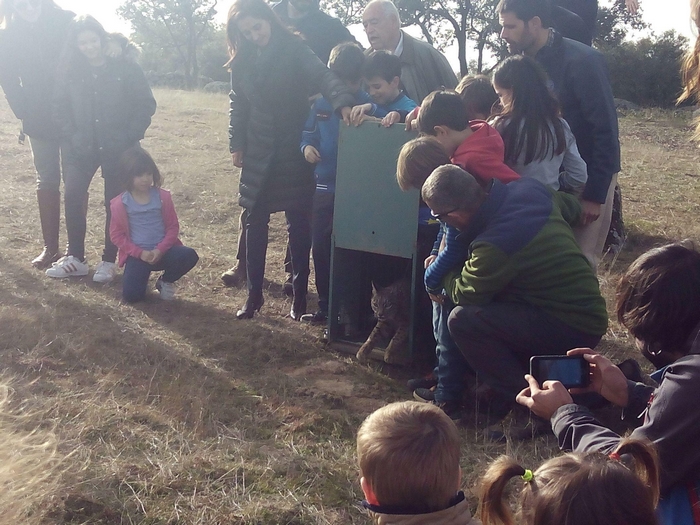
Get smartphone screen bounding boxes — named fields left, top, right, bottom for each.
left=529, top=356, right=590, bottom=389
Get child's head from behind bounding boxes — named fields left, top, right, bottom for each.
left=456, top=74, right=498, bottom=121
left=479, top=439, right=659, bottom=525
left=357, top=401, right=461, bottom=513
left=492, top=55, right=556, bottom=117
left=396, top=135, right=450, bottom=191
left=416, top=90, right=469, bottom=154
left=119, top=146, right=162, bottom=193
left=363, top=50, right=401, bottom=105
left=329, top=42, right=365, bottom=90
left=617, top=240, right=700, bottom=368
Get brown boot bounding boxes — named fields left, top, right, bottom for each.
left=221, top=262, right=246, bottom=287
left=31, top=189, right=60, bottom=269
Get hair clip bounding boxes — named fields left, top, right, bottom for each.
left=521, top=469, right=534, bottom=482
left=609, top=452, right=621, bottom=461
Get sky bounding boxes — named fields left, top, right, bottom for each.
left=60, top=0, right=696, bottom=60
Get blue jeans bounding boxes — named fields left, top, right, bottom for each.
left=122, top=245, right=199, bottom=303
left=433, top=299, right=472, bottom=403
left=311, top=192, right=334, bottom=313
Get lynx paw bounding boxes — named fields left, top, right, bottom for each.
left=356, top=344, right=372, bottom=362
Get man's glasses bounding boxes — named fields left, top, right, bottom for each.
left=430, top=206, right=459, bottom=222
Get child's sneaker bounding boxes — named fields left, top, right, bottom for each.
left=45, top=255, right=89, bottom=278
left=93, top=261, right=117, bottom=283
left=155, top=278, right=176, bottom=300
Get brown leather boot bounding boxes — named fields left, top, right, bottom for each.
left=31, top=189, right=60, bottom=269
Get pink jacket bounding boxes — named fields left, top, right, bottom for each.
left=109, top=188, right=183, bottom=267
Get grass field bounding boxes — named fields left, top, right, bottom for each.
left=0, top=89, right=698, bottom=524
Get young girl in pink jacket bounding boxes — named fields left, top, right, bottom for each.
left=109, top=146, right=198, bottom=302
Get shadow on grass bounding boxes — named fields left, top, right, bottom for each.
left=606, top=227, right=675, bottom=274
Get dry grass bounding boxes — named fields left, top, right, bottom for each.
left=0, top=90, right=697, bottom=524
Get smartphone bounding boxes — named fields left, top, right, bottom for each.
left=529, top=355, right=590, bottom=389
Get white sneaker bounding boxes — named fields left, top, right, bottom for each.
left=156, top=279, right=176, bottom=300
left=93, top=261, right=117, bottom=283
left=45, top=255, right=89, bottom=278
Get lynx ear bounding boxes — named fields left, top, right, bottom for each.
left=371, top=282, right=378, bottom=295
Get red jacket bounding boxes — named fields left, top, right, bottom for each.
left=451, top=120, right=520, bottom=185
left=109, top=188, right=182, bottom=267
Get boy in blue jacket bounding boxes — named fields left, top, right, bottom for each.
left=349, top=50, right=418, bottom=126
left=299, top=43, right=370, bottom=324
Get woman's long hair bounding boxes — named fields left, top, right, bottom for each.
left=225, top=0, right=291, bottom=66
left=679, top=0, right=700, bottom=140
left=56, top=15, right=109, bottom=83
left=491, top=55, right=566, bottom=166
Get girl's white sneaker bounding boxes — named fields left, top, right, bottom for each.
left=45, top=256, right=89, bottom=278
left=93, top=261, right=117, bottom=283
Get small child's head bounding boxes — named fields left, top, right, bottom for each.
left=118, top=146, right=163, bottom=193
left=479, top=439, right=660, bottom=525
left=396, top=135, right=450, bottom=191
left=363, top=50, right=402, bottom=105
left=357, top=401, right=461, bottom=513
left=456, top=74, right=499, bottom=121
left=329, top=42, right=365, bottom=90
left=492, top=55, right=557, bottom=117
left=616, top=240, right=700, bottom=368
left=416, top=90, right=470, bottom=154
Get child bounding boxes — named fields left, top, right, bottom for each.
left=47, top=15, right=156, bottom=283
left=350, top=50, right=417, bottom=127
left=478, top=438, right=660, bottom=525
left=357, top=401, right=479, bottom=524
left=109, top=146, right=198, bottom=303
left=299, top=42, right=371, bottom=325
left=517, top=240, right=700, bottom=524
left=456, top=74, right=499, bottom=121
left=490, top=55, right=587, bottom=193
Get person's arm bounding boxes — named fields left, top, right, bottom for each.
left=154, top=190, right=181, bottom=254
left=0, top=39, right=27, bottom=121
left=228, top=70, right=249, bottom=156
left=300, top=101, right=322, bottom=159
left=123, top=61, right=157, bottom=143
left=432, top=48, right=458, bottom=91
left=551, top=189, right=583, bottom=227
left=559, top=119, right=588, bottom=194
left=109, top=196, right=144, bottom=262
left=298, top=42, right=354, bottom=116
left=569, top=52, right=620, bottom=206
left=51, top=71, right=76, bottom=143
left=424, top=225, right=467, bottom=294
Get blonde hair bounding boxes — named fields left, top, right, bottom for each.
left=396, top=136, right=451, bottom=191
left=357, top=401, right=461, bottom=513
left=0, top=382, right=61, bottom=523
left=478, top=438, right=660, bottom=525
left=678, top=0, right=700, bottom=140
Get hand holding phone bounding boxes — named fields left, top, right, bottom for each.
left=530, top=355, right=590, bottom=389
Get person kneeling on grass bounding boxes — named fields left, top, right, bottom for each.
left=357, top=401, right=479, bottom=524
left=109, top=146, right=198, bottom=303
left=516, top=241, right=700, bottom=525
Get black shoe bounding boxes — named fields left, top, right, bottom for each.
left=283, top=273, right=294, bottom=297
left=413, top=387, right=436, bottom=403
left=300, top=311, right=327, bottom=325
left=236, top=294, right=264, bottom=319
left=430, top=399, right=464, bottom=423
left=407, top=374, right=438, bottom=392
left=221, top=264, right=246, bottom=287
left=290, top=295, right=307, bottom=321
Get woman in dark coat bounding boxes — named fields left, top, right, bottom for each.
left=226, top=0, right=354, bottom=320
left=0, top=0, right=74, bottom=268
left=46, top=15, right=156, bottom=283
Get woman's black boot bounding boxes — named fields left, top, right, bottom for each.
left=290, top=294, right=306, bottom=321
left=236, top=293, right=264, bottom=320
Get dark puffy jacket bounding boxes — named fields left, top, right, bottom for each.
left=229, top=32, right=354, bottom=212
left=53, top=57, right=156, bottom=161
left=0, top=5, right=74, bottom=139
left=271, top=0, right=357, bottom=64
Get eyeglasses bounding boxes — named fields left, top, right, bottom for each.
left=430, top=206, right=460, bottom=222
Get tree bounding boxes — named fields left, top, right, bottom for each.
left=594, top=0, right=647, bottom=49
left=118, top=0, right=218, bottom=90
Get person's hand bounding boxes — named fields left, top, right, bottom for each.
left=340, top=106, right=352, bottom=126
left=625, top=0, right=639, bottom=14
left=381, top=111, right=401, bottom=127
left=232, top=151, right=243, bottom=168
left=516, top=375, right=575, bottom=420
left=405, top=107, right=420, bottom=131
left=150, top=248, right=163, bottom=264
left=580, top=199, right=602, bottom=225
left=424, top=254, right=437, bottom=269
left=104, top=39, right=123, bottom=58
left=140, top=250, right=155, bottom=263
left=567, top=348, right=630, bottom=407
left=428, top=292, right=446, bottom=304
left=350, top=103, right=372, bottom=126
left=303, top=145, right=321, bottom=164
